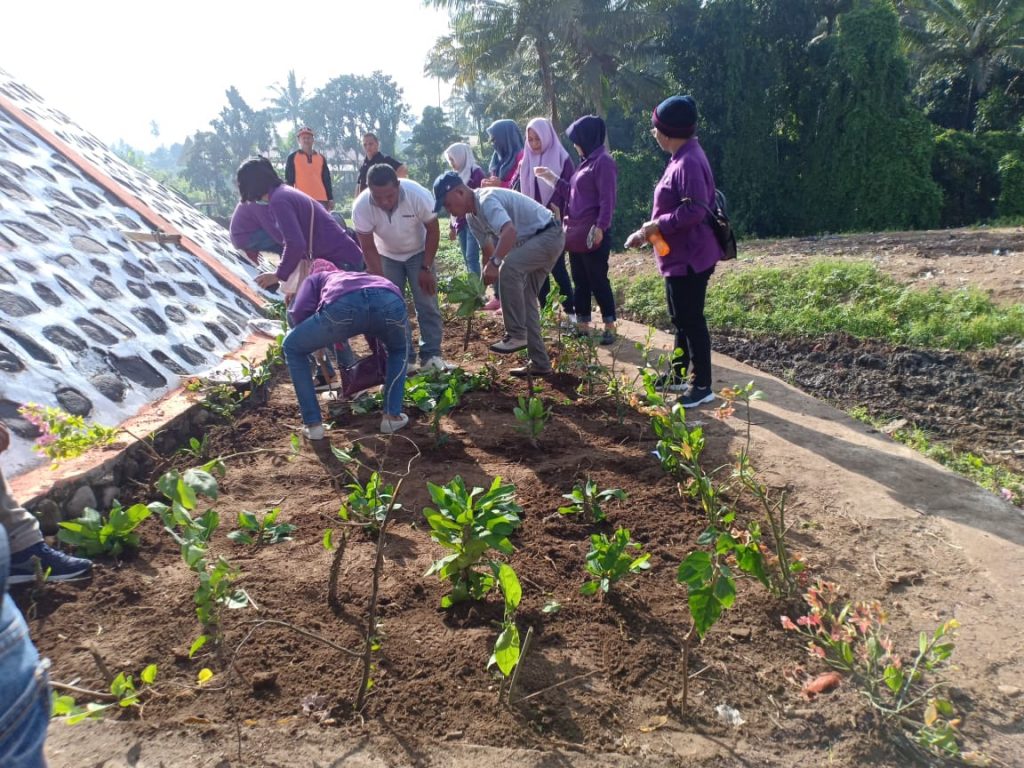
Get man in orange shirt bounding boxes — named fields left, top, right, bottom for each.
left=285, top=127, right=334, bottom=210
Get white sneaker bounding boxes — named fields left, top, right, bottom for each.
left=422, top=356, right=454, bottom=372
left=302, top=424, right=325, bottom=440
left=380, top=413, right=409, bottom=434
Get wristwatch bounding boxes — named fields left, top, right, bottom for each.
left=490, top=255, right=503, bottom=267
left=421, top=264, right=433, bottom=271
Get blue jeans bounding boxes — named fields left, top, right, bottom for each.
left=283, top=288, right=409, bottom=421
left=457, top=227, right=480, bottom=276
left=0, top=529, right=49, bottom=768
left=381, top=251, right=444, bottom=363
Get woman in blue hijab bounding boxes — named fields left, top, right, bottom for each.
left=483, top=119, right=525, bottom=188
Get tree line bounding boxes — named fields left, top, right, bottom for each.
left=123, top=0, right=1024, bottom=234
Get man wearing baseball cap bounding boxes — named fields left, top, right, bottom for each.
left=285, top=126, right=334, bottom=210
left=434, top=170, right=564, bottom=377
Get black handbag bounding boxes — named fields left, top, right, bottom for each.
left=683, top=190, right=737, bottom=261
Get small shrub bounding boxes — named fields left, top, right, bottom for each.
left=580, top=527, right=651, bottom=596
left=57, top=501, right=152, bottom=557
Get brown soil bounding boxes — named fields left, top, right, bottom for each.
left=18, top=226, right=1024, bottom=767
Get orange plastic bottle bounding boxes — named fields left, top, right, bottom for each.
left=648, top=231, right=670, bottom=258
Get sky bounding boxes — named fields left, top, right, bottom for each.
left=2, top=0, right=454, bottom=152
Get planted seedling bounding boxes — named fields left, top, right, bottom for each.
left=513, top=395, right=550, bottom=446
left=489, top=563, right=523, bottom=678
left=422, top=475, right=522, bottom=607
left=581, top=528, right=651, bottom=597
left=444, top=272, right=487, bottom=350
left=558, top=479, right=626, bottom=523
left=52, top=663, right=158, bottom=724
left=338, top=472, right=401, bottom=536
left=176, top=435, right=211, bottom=460
left=228, top=507, right=295, bottom=546
left=57, top=501, right=152, bottom=557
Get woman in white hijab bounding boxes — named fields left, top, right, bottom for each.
left=444, top=143, right=485, bottom=278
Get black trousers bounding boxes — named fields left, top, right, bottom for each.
left=538, top=253, right=574, bottom=314
left=665, top=265, right=714, bottom=388
left=569, top=233, right=616, bottom=323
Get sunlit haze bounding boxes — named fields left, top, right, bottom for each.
left=2, top=0, right=453, bottom=152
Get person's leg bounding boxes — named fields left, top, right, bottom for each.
left=458, top=228, right=480, bottom=276
left=365, top=290, right=410, bottom=418
left=664, top=276, right=691, bottom=379
left=569, top=252, right=593, bottom=328
left=666, top=268, right=714, bottom=387
left=506, top=226, right=563, bottom=369
left=538, top=276, right=551, bottom=309
left=0, top=529, right=50, bottom=768
left=283, top=297, right=356, bottom=429
left=583, top=236, right=616, bottom=341
left=403, top=251, right=444, bottom=364
left=0, top=471, right=43, bottom=556
left=381, top=255, right=415, bottom=359
left=550, top=253, right=574, bottom=316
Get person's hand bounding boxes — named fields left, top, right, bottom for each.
left=255, top=272, right=280, bottom=289
left=482, top=260, right=499, bottom=286
left=624, top=230, right=646, bottom=249
left=640, top=220, right=661, bottom=239
left=448, top=226, right=457, bottom=242
left=534, top=166, right=558, bottom=186
left=480, top=176, right=502, bottom=188
left=0, top=422, right=9, bottom=454
left=548, top=203, right=561, bottom=220
left=418, top=267, right=437, bottom=296
left=590, top=227, right=604, bottom=247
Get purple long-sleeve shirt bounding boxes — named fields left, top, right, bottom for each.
left=555, top=145, right=617, bottom=232
left=267, top=184, right=363, bottom=281
left=289, top=270, right=403, bottom=326
left=521, top=156, right=575, bottom=214
left=229, top=202, right=282, bottom=251
left=652, top=139, right=721, bottom=277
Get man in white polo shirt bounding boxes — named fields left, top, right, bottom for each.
left=352, top=164, right=450, bottom=371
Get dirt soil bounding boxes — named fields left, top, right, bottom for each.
left=17, top=226, right=1024, bottom=767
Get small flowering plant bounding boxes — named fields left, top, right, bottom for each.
left=18, top=403, right=120, bottom=465
left=782, top=580, right=967, bottom=761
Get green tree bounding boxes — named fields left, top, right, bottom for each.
left=404, top=107, right=463, bottom=184
left=305, top=72, right=410, bottom=160
left=900, top=0, right=1024, bottom=129
left=799, top=0, right=941, bottom=231
left=266, top=70, right=308, bottom=133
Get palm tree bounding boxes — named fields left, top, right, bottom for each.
left=900, top=0, right=1024, bottom=124
left=425, top=0, right=664, bottom=131
left=266, top=70, right=308, bottom=133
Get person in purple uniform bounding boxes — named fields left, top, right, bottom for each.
left=285, top=260, right=410, bottom=438
left=518, top=117, right=576, bottom=324
left=233, top=157, right=363, bottom=295
left=625, top=96, right=723, bottom=408
left=228, top=200, right=283, bottom=264
left=536, top=115, right=618, bottom=345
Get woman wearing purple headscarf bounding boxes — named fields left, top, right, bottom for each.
left=519, top=117, right=576, bottom=323
left=537, top=115, right=618, bottom=344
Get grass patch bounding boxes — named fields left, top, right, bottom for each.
left=849, top=407, right=1023, bottom=507
left=619, top=261, right=1024, bottom=350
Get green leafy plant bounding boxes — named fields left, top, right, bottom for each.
left=227, top=507, right=295, bottom=546
left=580, top=528, right=651, bottom=597
left=150, top=462, right=249, bottom=642
left=488, top=563, right=522, bottom=678
left=201, top=382, right=244, bottom=420
left=52, top=664, right=158, bottom=724
left=782, top=581, right=969, bottom=762
left=422, top=476, right=523, bottom=608
left=17, top=403, right=119, bottom=465
left=513, top=395, right=550, bottom=446
left=338, top=472, right=401, bottom=536
left=558, top=479, right=626, bottom=523
left=443, top=272, right=487, bottom=350
left=176, top=435, right=211, bottom=460
left=57, top=501, right=152, bottom=557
